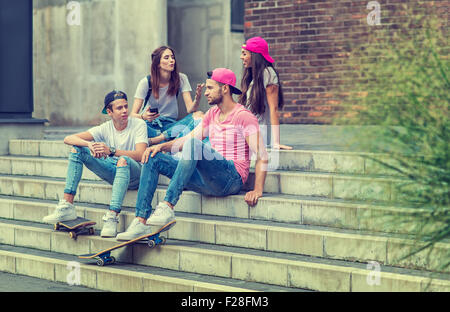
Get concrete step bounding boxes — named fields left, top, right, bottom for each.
left=1, top=196, right=448, bottom=273
left=0, top=176, right=423, bottom=235
left=43, top=127, right=89, bottom=141
left=0, top=218, right=448, bottom=292
left=0, top=244, right=297, bottom=292
left=8, top=139, right=401, bottom=176
left=4, top=138, right=448, bottom=293
left=0, top=155, right=406, bottom=202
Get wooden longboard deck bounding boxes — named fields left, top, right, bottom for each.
left=78, top=220, right=176, bottom=259
left=57, top=217, right=96, bottom=230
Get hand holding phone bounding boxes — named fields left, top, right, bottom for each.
left=141, top=107, right=159, bottom=122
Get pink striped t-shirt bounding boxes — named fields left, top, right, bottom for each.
left=202, top=103, right=260, bottom=184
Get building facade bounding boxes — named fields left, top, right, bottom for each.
left=244, top=0, right=448, bottom=124
left=33, top=0, right=244, bottom=126
left=32, top=0, right=447, bottom=126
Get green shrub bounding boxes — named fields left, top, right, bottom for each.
left=336, top=12, right=449, bottom=272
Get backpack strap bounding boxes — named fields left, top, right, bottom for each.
left=144, top=75, right=152, bottom=107
left=144, top=75, right=180, bottom=113
left=146, top=74, right=180, bottom=101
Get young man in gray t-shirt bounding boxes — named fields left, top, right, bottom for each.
left=42, top=90, right=149, bottom=238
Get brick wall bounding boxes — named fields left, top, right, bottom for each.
left=244, top=0, right=448, bottom=124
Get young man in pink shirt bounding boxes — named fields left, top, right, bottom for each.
left=117, top=68, right=268, bottom=240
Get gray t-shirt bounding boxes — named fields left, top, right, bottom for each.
left=245, top=66, right=279, bottom=146
left=134, top=73, right=192, bottom=119
left=88, top=117, right=148, bottom=155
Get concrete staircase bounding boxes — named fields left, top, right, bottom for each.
left=0, top=139, right=449, bottom=292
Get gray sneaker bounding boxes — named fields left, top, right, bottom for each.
left=116, top=218, right=153, bottom=241
left=101, top=210, right=119, bottom=238
left=43, top=199, right=77, bottom=223
left=146, top=202, right=175, bottom=226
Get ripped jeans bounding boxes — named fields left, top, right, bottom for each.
left=135, top=138, right=243, bottom=219
left=64, top=146, right=142, bottom=214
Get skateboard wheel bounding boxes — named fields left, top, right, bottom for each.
left=160, top=236, right=167, bottom=245
left=88, top=227, right=95, bottom=235
left=147, top=240, right=155, bottom=248
left=96, top=259, right=105, bottom=266
left=70, top=231, right=77, bottom=239
left=54, top=224, right=59, bottom=231
left=110, top=256, right=116, bottom=264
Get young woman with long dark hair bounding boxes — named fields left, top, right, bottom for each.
left=239, top=37, right=292, bottom=150
left=131, top=46, right=203, bottom=143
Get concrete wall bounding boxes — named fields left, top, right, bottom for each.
left=168, top=0, right=244, bottom=116
left=32, top=0, right=244, bottom=125
left=33, top=0, right=167, bottom=126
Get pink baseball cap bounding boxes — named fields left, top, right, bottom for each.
left=207, top=68, right=242, bottom=95
left=242, top=36, right=274, bottom=63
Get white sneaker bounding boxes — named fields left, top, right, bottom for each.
left=146, top=202, right=175, bottom=226
left=100, top=210, right=119, bottom=237
left=116, top=218, right=153, bottom=241
left=43, top=199, right=77, bottom=223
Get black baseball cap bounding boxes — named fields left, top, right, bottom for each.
left=103, top=90, right=128, bottom=114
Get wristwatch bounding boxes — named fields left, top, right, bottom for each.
left=109, top=147, right=116, bottom=157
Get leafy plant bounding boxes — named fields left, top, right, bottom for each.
left=335, top=12, right=449, bottom=272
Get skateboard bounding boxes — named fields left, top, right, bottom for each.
left=78, top=220, right=176, bottom=266
left=54, top=217, right=96, bottom=239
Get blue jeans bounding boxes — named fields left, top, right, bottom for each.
left=135, top=138, right=243, bottom=219
left=145, top=116, right=178, bottom=138
left=147, top=113, right=210, bottom=143
left=64, top=146, right=142, bottom=214
left=162, top=113, right=200, bottom=140
left=162, top=113, right=210, bottom=146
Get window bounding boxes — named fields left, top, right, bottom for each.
left=231, top=0, right=244, bottom=32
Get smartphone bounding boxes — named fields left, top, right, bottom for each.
left=149, top=107, right=159, bottom=114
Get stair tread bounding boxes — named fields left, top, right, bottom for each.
left=1, top=154, right=403, bottom=180
left=0, top=243, right=302, bottom=292
left=0, top=173, right=412, bottom=208
left=1, top=217, right=449, bottom=282
left=10, top=138, right=378, bottom=155
left=1, top=194, right=445, bottom=244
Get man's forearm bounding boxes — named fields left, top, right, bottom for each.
left=253, top=159, right=268, bottom=193
left=63, top=135, right=90, bottom=147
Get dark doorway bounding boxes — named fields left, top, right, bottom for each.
left=0, top=1, right=33, bottom=119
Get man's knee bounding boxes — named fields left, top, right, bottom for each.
left=117, top=157, right=128, bottom=167
left=70, top=146, right=83, bottom=154
left=69, top=146, right=87, bottom=157
left=68, top=146, right=91, bottom=163
left=141, top=153, right=159, bottom=171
